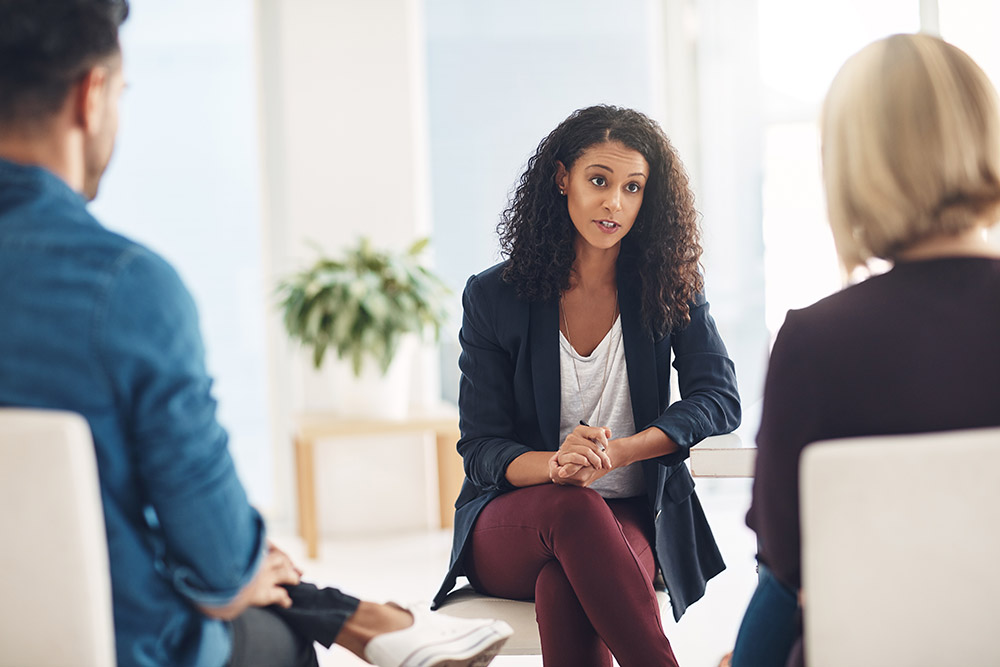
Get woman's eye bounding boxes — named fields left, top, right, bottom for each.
left=626, top=182, right=641, bottom=193
left=590, top=176, right=607, bottom=187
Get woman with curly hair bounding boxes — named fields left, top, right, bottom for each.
left=432, top=105, right=741, bottom=666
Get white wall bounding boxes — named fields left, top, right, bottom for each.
left=256, top=0, right=438, bottom=535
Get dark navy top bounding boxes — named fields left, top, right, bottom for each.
left=748, top=257, right=1000, bottom=593
left=433, top=261, right=741, bottom=621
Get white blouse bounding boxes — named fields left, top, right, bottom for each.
left=558, top=316, right=645, bottom=498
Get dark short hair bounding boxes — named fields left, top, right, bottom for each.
left=0, top=0, right=130, bottom=125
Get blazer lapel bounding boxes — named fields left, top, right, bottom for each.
left=529, top=298, right=560, bottom=449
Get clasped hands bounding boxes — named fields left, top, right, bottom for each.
left=549, top=423, right=616, bottom=487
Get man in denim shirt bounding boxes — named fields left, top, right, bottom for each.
left=0, top=2, right=510, bottom=666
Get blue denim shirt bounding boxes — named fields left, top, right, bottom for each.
left=0, top=158, right=265, bottom=666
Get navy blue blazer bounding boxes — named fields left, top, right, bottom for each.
left=432, top=261, right=741, bottom=621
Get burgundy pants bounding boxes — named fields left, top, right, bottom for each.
left=465, top=484, right=679, bottom=667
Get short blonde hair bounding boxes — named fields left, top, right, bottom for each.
left=821, top=33, right=1000, bottom=272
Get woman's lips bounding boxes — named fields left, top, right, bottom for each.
left=594, top=219, right=621, bottom=234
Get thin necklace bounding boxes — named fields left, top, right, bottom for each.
left=560, top=292, right=619, bottom=427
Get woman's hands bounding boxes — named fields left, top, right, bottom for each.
left=549, top=426, right=679, bottom=487
left=549, top=424, right=615, bottom=487
left=509, top=426, right=677, bottom=488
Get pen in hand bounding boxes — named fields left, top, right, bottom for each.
left=579, top=420, right=607, bottom=452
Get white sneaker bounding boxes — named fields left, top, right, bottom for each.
left=364, top=604, right=513, bottom=667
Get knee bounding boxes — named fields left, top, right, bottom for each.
left=535, top=485, right=611, bottom=523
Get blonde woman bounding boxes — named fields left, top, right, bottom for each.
left=733, top=33, right=1000, bottom=667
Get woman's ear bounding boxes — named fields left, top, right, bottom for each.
left=555, top=161, right=569, bottom=193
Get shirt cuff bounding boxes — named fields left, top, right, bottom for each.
left=164, top=518, right=267, bottom=607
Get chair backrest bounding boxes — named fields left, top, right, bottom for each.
left=800, top=428, right=1000, bottom=667
left=0, top=408, right=116, bottom=667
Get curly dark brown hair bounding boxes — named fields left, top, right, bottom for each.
left=497, top=105, right=703, bottom=336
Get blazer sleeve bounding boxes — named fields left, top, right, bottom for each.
left=455, top=274, right=533, bottom=491
left=649, top=294, right=741, bottom=467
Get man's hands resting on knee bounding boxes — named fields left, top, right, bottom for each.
left=199, top=541, right=303, bottom=620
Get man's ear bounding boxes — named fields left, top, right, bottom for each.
left=555, top=160, right=569, bottom=192
left=72, top=66, right=110, bottom=133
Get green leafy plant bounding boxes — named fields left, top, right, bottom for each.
left=278, top=237, right=451, bottom=376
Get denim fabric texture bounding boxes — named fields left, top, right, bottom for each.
left=730, top=563, right=799, bottom=667
left=0, top=158, right=265, bottom=666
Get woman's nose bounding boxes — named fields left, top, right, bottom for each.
left=603, top=189, right=622, bottom=213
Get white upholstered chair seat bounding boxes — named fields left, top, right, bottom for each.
left=436, top=576, right=672, bottom=656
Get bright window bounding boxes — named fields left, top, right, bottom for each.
left=758, top=0, right=920, bottom=334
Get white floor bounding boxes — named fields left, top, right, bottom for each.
left=273, top=478, right=757, bottom=667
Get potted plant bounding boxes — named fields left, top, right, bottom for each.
left=278, top=237, right=451, bottom=414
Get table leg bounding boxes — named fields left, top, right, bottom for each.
left=294, top=434, right=319, bottom=559
left=435, top=428, right=463, bottom=529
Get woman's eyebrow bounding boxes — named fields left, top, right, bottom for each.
left=585, top=164, right=647, bottom=179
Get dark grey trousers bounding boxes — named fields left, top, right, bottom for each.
left=228, top=582, right=361, bottom=667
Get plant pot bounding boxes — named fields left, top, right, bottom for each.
left=324, top=335, right=415, bottom=420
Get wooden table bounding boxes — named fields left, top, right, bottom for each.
left=294, top=411, right=463, bottom=559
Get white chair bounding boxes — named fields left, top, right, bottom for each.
left=436, top=576, right=672, bottom=656
left=800, top=428, right=1000, bottom=667
left=0, top=408, right=116, bottom=667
